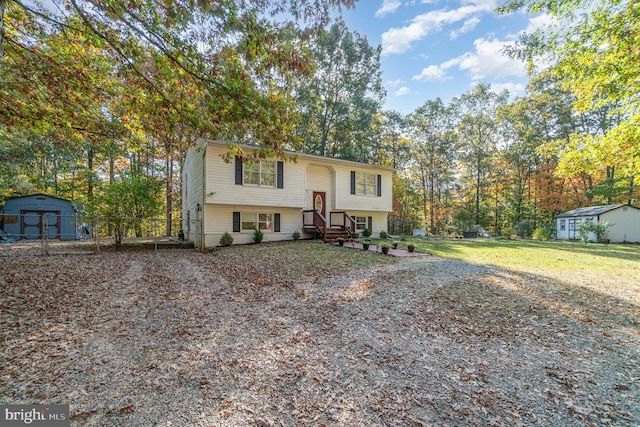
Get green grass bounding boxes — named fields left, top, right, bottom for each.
left=393, top=237, right=640, bottom=289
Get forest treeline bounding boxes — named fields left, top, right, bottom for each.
left=1, top=0, right=637, bottom=237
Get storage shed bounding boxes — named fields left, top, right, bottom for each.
left=555, top=204, right=640, bottom=243
left=0, top=194, right=81, bottom=241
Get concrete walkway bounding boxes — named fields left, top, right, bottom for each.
left=338, top=242, right=430, bottom=257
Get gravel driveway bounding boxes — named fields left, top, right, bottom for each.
left=1, top=242, right=638, bottom=426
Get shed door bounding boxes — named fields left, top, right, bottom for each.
left=568, top=219, right=581, bottom=240
left=21, top=210, right=60, bottom=239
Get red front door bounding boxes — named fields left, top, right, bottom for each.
left=313, top=191, right=326, bottom=228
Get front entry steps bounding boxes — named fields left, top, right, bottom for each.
left=323, top=227, right=359, bottom=243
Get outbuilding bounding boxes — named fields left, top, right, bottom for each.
left=0, top=194, right=82, bottom=241
left=555, top=204, right=640, bottom=243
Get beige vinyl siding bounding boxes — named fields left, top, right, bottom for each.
left=601, top=207, right=640, bottom=242
left=185, top=140, right=395, bottom=248
left=204, top=143, right=305, bottom=208
left=182, top=141, right=206, bottom=241
left=349, top=210, right=389, bottom=237
left=334, top=165, right=393, bottom=212
left=304, top=164, right=334, bottom=211
left=202, top=205, right=303, bottom=247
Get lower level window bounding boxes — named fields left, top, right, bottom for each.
left=356, top=216, right=367, bottom=230
left=242, top=212, right=273, bottom=231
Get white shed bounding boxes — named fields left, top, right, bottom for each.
left=555, top=204, right=640, bottom=243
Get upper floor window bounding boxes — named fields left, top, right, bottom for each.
left=356, top=172, right=376, bottom=195
left=351, top=171, right=381, bottom=197
left=236, top=156, right=284, bottom=188
left=244, top=160, right=275, bottom=187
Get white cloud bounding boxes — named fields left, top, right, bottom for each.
left=412, top=57, right=461, bottom=82
left=376, top=0, right=402, bottom=17
left=412, top=37, right=526, bottom=85
left=489, top=82, right=526, bottom=94
left=395, top=86, right=412, bottom=96
left=382, top=1, right=497, bottom=54
left=387, top=78, right=405, bottom=88
left=450, top=17, right=480, bottom=39
left=523, top=13, right=557, bottom=34
left=457, top=38, right=526, bottom=79
left=412, top=65, right=448, bottom=82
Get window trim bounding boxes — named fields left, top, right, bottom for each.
left=355, top=216, right=373, bottom=231
left=351, top=171, right=381, bottom=197
left=235, top=156, right=284, bottom=188
left=235, top=212, right=280, bottom=233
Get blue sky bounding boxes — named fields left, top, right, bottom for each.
left=340, top=0, right=553, bottom=114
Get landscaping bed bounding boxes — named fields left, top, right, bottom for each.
left=1, top=241, right=638, bottom=426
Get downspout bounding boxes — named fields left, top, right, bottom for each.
left=201, top=146, right=206, bottom=251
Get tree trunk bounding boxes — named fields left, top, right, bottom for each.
left=87, top=145, right=94, bottom=202
left=165, top=154, right=173, bottom=236
left=475, top=154, right=481, bottom=225
left=0, top=0, right=6, bottom=63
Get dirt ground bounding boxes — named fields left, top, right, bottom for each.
left=1, top=242, right=638, bottom=426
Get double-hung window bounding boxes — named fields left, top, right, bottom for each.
left=236, top=212, right=278, bottom=232
left=355, top=216, right=372, bottom=231
left=236, top=156, right=283, bottom=188
left=351, top=171, right=381, bottom=196
left=243, top=160, right=275, bottom=187
left=243, top=213, right=273, bottom=231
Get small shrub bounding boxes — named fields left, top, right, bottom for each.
left=379, top=231, right=388, bottom=239
left=578, top=221, right=610, bottom=243
left=514, top=220, right=533, bottom=239
left=532, top=225, right=552, bottom=241
left=253, top=228, right=264, bottom=243
left=219, top=232, right=234, bottom=246
left=362, top=228, right=372, bottom=238
left=501, top=226, right=516, bottom=239
left=292, top=230, right=301, bottom=240
left=380, top=241, right=390, bottom=248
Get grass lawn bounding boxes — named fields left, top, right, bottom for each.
left=390, top=237, right=640, bottom=293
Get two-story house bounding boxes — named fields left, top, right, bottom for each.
left=181, top=140, right=394, bottom=248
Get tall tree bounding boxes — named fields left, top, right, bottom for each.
left=497, top=97, right=544, bottom=227
left=452, top=83, right=508, bottom=227
left=375, top=110, right=410, bottom=168
left=499, top=0, right=639, bottom=205
left=406, top=99, right=456, bottom=235
left=294, top=18, right=385, bottom=161
left=1, top=0, right=357, bottom=160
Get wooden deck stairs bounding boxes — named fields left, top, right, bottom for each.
left=302, top=210, right=359, bottom=243
left=322, top=227, right=359, bottom=243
